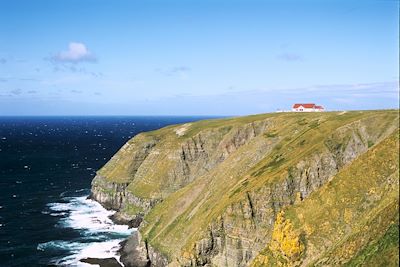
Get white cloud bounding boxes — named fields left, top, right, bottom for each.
left=53, top=42, right=96, bottom=63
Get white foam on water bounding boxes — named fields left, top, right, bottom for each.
left=48, top=196, right=132, bottom=236
left=40, top=195, right=134, bottom=266
left=37, top=240, right=87, bottom=252
left=56, top=239, right=126, bottom=267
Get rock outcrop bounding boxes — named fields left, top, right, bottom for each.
left=90, top=110, right=399, bottom=267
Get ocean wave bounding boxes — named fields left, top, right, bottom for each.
left=40, top=194, right=134, bottom=266
left=37, top=240, right=87, bottom=252
left=49, top=196, right=131, bottom=235
left=59, top=188, right=90, bottom=198
left=55, top=239, right=126, bottom=267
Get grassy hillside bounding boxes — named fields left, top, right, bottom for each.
left=92, top=110, right=399, bottom=266
left=251, top=132, right=399, bottom=266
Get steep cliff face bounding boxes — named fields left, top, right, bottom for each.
left=91, top=118, right=271, bottom=224
left=90, top=110, right=399, bottom=267
left=251, top=133, right=399, bottom=267
left=181, top=113, right=398, bottom=267
left=91, top=133, right=159, bottom=225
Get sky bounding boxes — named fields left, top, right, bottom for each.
left=0, top=0, right=398, bottom=116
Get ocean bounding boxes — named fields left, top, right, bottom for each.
left=0, top=116, right=211, bottom=267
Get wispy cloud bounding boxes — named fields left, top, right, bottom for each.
left=19, top=78, right=41, bottom=82
left=52, top=42, right=96, bottom=63
left=150, top=80, right=398, bottom=114
left=10, top=88, right=22, bottom=95
left=277, top=53, right=303, bottom=62
left=332, top=97, right=355, bottom=104
left=51, top=63, right=103, bottom=78
left=156, top=66, right=191, bottom=77
left=1, top=88, right=36, bottom=97
left=0, top=77, right=41, bottom=82
left=298, top=81, right=399, bottom=97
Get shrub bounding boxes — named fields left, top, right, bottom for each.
left=270, top=211, right=304, bottom=265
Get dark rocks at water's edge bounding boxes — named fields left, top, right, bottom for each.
left=110, top=212, right=143, bottom=229
left=88, top=192, right=143, bottom=228
left=119, top=231, right=150, bottom=267
left=119, top=231, right=168, bottom=267
left=80, top=257, right=122, bottom=267
left=86, top=194, right=147, bottom=266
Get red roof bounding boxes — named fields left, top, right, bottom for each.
left=293, top=103, right=316, bottom=108
left=315, top=105, right=324, bottom=109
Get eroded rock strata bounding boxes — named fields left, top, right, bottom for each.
left=91, top=110, right=399, bottom=267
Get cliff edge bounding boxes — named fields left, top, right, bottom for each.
left=91, top=110, right=399, bottom=267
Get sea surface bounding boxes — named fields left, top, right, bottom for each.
left=0, top=116, right=212, bottom=267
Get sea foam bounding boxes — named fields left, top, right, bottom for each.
left=39, top=193, right=134, bottom=266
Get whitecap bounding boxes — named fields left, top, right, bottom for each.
left=37, top=240, right=86, bottom=252
left=75, top=189, right=86, bottom=193
left=42, top=194, right=134, bottom=266
left=52, top=197, right=131, bottom=236
left=54, top=239, right=126, bottom=267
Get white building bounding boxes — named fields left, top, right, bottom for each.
left=292, top=103, right=325, bottom=112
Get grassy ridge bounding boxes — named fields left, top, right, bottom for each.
left=94, top=110, right=399, bottom=265
left=252, top=132, right=399, bottom=266
left=135, top=110, right=399, bottom=261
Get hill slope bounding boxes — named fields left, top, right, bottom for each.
left=91, top=110, right=399, bottom=267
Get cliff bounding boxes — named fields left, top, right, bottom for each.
left=90, top=110, right=399, bottom=267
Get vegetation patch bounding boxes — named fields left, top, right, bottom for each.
left=121, top=204, right=143, bottom=216
left=344, top=222, right=399, bottom=267
left=308, top=120, right=320, bottom=129
left=264, top=131, right=278, bottom=138
left=297, top=118, right=308, bottom=126
left=251, top=211, right=304, bottom=267
left=270, top=211, right=304, bottom=265
left=367, top=140, right=374, bottom=148
left=252, top=153, right=285, bottom=177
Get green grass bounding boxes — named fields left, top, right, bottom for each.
left=344, top=222, right=399, bottom=267
left=121, top=204, right=144, bottom=216
left=264, top=131, right=278, bottom=138
left=139, top=111, right=398, bottom=259
left=93, top=110, right=399, bottom=264
left=281, top=133, right=399, bottom=266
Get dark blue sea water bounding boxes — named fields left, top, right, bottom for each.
left=0, top=116, right=211, bottom=267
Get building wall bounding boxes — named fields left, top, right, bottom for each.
left=292, top=106, right=324, bottom=112
left=292, top=107, right=315, bottom=112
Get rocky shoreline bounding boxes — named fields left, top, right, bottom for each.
left=80, top=257, right=123, bottom=267
left=89, top=184, right=169, bottom=267
left=82, top=194, right=146, bottom=267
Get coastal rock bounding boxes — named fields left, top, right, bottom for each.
left=120, top=231, right=150, bottom=267
left=80, top=257, right=122, bottom=267
left=120, top=231, right=168, bottom=267
left=90, top=111, right=399, bottom=267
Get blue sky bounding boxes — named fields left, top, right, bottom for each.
left=0, top=0, right=398, bottom=115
